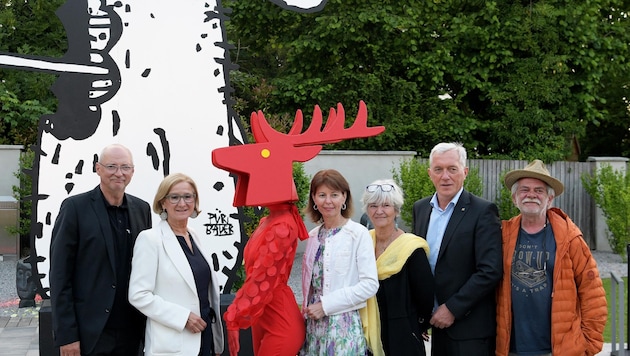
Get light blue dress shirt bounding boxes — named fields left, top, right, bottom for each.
left=426, top=188, right=464, bottom=275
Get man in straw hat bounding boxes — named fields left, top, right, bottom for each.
left=495, top=160, right=607, bottom=356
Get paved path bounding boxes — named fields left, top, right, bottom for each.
left=0, top=316, right=39, bottom=355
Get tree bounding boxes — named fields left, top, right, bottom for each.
left=0, top=0, right=67, bottom=146
left=225, top=0, right=630, bottom=160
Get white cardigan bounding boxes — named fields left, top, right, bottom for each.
left=301, top=219, right=379, bottom=315
left=129, top=220, right=224, bottom=355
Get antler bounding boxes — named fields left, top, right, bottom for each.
left=251, top=100, right=384, bottom=145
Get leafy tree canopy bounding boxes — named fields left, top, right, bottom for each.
left=225, top=0, right=630, bottom=161
left=0, top=0, right=628, bottom=160
left=0, top=0, right=66, bottom=146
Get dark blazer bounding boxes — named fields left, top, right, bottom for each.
left=50, top=186, right=152, bottom=354
left=377, top=248, right=434, bottom=356
left=411, top=190, right=502, bottom=340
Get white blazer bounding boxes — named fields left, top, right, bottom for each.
left=301, top=219, right=378, bottom=315
left=129, top=220, right=224, bottom=355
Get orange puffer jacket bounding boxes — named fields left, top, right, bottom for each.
left=496, top=207, right=607, bottom=356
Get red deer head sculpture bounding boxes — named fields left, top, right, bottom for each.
left=212, top=100, right=385, bottom=207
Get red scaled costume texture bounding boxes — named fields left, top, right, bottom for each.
left=226, top=203, right=307, bottom=355
left=212, top=101, right=384, bottom=355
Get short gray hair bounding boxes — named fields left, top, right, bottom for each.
left=361, top=179, right=404, bottom=214
left=430, top=142, right=467, bottom=168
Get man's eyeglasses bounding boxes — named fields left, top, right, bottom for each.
left=366, top=184, right=395, bottom=193
left=98, top=163, right=134, bottom=173
left=166, top=194, right=196, bottom=204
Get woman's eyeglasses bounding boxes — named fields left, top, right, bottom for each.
left=166, top=194, right=196, bottom=204
left=366, top=184, right=395, bottom=192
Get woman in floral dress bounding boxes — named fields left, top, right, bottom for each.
left=300, top=169, right=379, bottom=355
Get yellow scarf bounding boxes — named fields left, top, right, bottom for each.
left=373, top=232, right=430, bottom=280
left=360, top=231, right=430, bottom=356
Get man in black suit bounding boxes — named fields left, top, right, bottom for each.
left=50, top=143, right=152, bottom=356
left=412, top=142, right=502, bottom=356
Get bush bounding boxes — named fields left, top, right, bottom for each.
left=497, top=170, right=521, bottom=221
left=392, top=157, right=483, bottom=227
left=582, top=164, right=630, bottom=260
left=6, top=148, right=33, bottom=257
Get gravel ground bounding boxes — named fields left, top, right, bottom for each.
left=0, top=250, right=626, bottom=317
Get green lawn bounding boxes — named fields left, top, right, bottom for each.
left=603, top=277, right=628, bottom=342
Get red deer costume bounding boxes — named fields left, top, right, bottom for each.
left=212, top=101, right=384, bottom=355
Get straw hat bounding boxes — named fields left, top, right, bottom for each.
left=504, top=160, right=564, bottom=196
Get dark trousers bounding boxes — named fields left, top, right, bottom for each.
left=86, top=328, right=143, bottom=356
left=431, top=327, right=495, bottom=356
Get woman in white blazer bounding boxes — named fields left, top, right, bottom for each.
left=129, top=173, right=224, bottom=355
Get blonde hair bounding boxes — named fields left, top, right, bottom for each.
left=152, top=173, right=201, bottom=216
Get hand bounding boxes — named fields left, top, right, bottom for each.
left=185, top=312, right=207, bottom=333
left=304, top=302, right=325, bottom=320
left=430, top=304, right=455, bottom=329
left=422, top=331, right=430, bottom=342
left=228, top=328, right=240, bottom=356
left=59, top=341, right=81, bottom=356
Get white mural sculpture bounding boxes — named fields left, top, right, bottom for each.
left=0, top=0, right=328, bottom=296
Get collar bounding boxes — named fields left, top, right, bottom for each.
left=99, top=188, right=128, bottom=209
left=429, top=187, right=464, bottom=211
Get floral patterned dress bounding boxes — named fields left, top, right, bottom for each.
left=300, top=226, right=368, bottom=356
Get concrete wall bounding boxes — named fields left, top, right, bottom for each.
left=0, top=145, right=23, bottom=259
left=299, top=150, right=417, bottom=251
left=302, top=150, right=417, bottom=228
left=0, top=145, right=22, bottom=196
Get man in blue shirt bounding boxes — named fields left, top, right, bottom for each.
left=412, top=142, right=502, bottom=356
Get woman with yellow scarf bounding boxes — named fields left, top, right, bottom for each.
left=362, top=179, right=435, bottom=356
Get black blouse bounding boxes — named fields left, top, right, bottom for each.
left=176, top=234, right=214, bottom=356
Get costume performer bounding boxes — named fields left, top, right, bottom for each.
left=212, top=101, right=384, bottom=355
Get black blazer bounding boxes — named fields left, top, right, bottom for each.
left=411, top=190, right=502, bottom=340
left=50, top=186, right=152, bottom=354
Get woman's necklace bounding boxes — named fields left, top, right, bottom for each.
left=375, top=227, right=398, bottom=255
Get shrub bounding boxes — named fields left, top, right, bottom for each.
left=6, top=148, right=34, bottom=257
left=497, top=170, right=521, bottom=221
left=392, top=157, right=483, bottom=227
left=582, top=164, right=630, bottom=260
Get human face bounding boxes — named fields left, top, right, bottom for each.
left=313, top=185, right=346, bottom=224
left=513, top=178, right=553, bottom=218
left=162, top=182, right=196, bottom=223
left=367, top=201, right=396, bottom=230
left=428, top=150, right=468, bottom=205
left=96, top=146, right=134, bottom=195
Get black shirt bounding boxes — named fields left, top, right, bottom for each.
left=176, top=233, right=214, bottom=355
